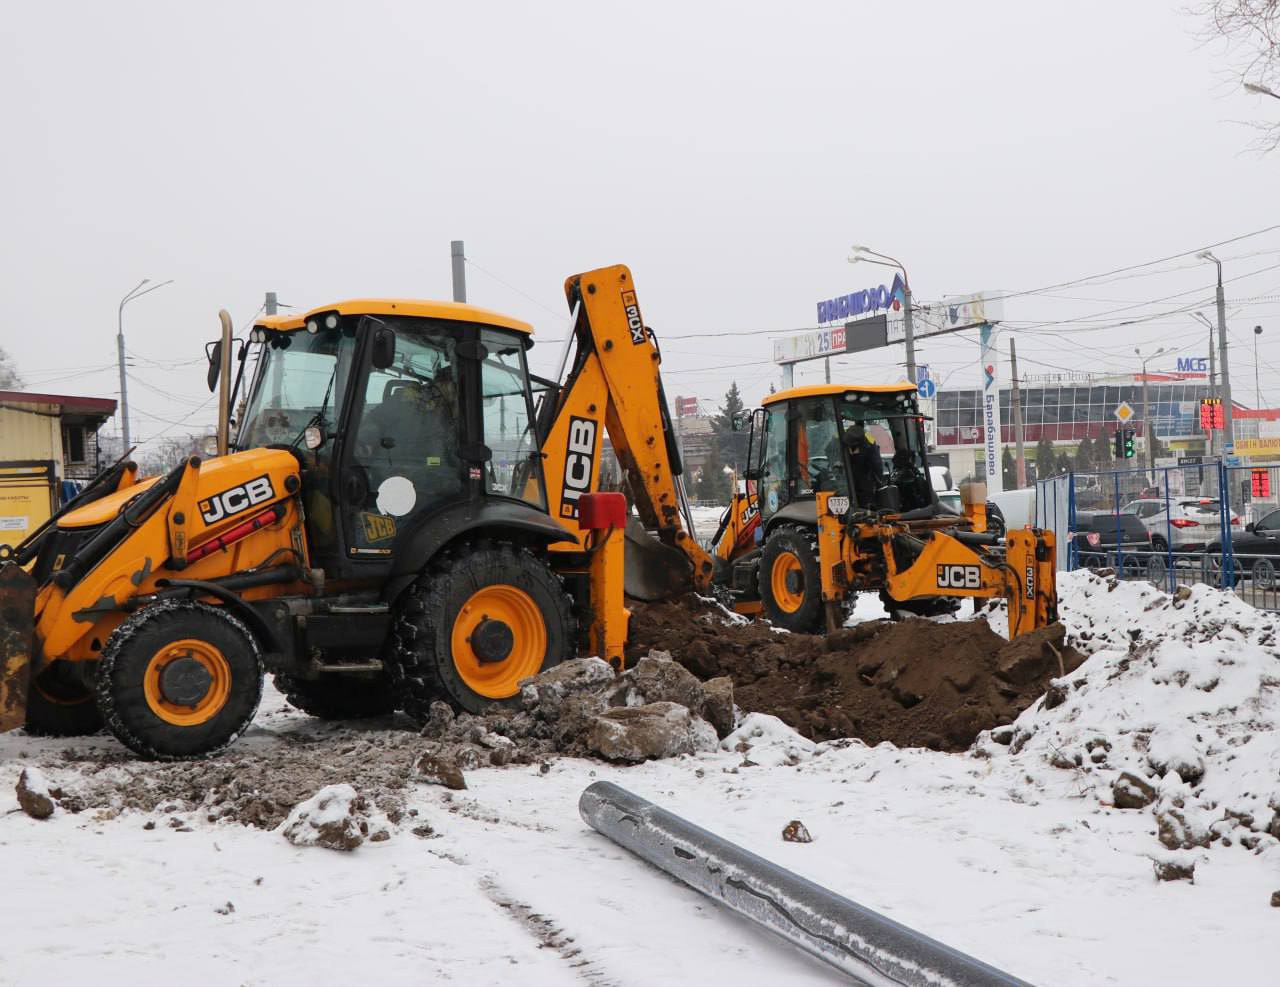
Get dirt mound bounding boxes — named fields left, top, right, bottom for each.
left=626, top=595, right=1084, bottom=750
left=47, top=728, right=422, bottom=829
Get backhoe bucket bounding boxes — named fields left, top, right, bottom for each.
left=623, top=517, right=693, bottom=601
left=0, top=562, right=35, bottom=733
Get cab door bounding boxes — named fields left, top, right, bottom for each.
left=339, top=318, right=465, bottom=560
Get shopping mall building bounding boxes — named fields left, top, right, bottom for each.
left=931, top=371, right=1278, bottom=480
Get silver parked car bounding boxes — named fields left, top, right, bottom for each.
left=1119, top=497, right=1241, bottom=552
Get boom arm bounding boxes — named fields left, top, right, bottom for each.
left=539, top=265, right=715, bottom=593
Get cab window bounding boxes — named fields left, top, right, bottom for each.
left=480, top=328, right=545, bottom=509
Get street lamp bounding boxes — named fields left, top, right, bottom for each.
left=1196, top=250, right=1234, bottom=446
left=1244, top=81, right=1280, bottom=100
left=848, top=245, right=917, bottom=384
left=1135, top=345, right=1167, bottom=477
left=117, top=278, right=174, bottom=450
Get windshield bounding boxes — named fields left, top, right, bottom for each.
left=236, top=326, right=356, bottom=450
left=837, top=391, right=933, bottom=510
left=838, top=392, right=928, bottom=474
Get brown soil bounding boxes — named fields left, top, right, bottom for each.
left=626, top=596, right=1084, bottom=751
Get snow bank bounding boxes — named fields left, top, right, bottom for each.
left=984, top=570, right=1280, bottom=851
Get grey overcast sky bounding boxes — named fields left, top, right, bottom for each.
left=2, top=0, right=1277, bottom=447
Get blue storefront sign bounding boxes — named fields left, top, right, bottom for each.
left=816, top=273, right=907, bottom=325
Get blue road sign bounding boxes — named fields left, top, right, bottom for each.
left=917, top=378, right=937, bottom=399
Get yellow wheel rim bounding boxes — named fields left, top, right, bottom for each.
left=770, top=551, right=806, bottom=613
left=450, top=585, right=547, bottom=700
left=142, top=639, right=232, bottom=727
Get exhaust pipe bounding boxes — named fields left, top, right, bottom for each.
left=579, top=782, right=1030, bottom=986
left=0, top=563, right=36, bottom=733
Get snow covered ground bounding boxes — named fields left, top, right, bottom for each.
left=3, top=572, right=1279, bottom=985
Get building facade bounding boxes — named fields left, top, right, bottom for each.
left=0, top=389, right=117, bottom=545
left=930, top=372, right=1247, bottom=479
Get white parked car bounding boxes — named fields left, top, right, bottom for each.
left=1119, top=497, right=1241, bottom=552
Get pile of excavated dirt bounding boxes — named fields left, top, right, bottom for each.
left=39, top=729, right=423, bottom=829
left=626, top=595, right=1085, bottom=750
left=24, top=652, right=735, bottom=829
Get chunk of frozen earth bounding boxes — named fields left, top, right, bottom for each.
left=16, top=767, right=55, bottom=820
left=280, top=784, right=370, bottom=851
left=586, top=702, right=718, bottom=763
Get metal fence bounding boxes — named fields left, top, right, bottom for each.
left=1033, top=460, right=1280, bottom=611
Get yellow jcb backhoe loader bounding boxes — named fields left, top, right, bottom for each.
left=721, top=385, right=1056, bottom=637
left=0, top=293, right=630, bottom=758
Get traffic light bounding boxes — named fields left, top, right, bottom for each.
left=1123, top=428, right=1136, bottom=459
left=1113, top=429, right=1124, bottom=459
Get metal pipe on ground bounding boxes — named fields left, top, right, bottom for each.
left=579, top=781, right=1031, bottom=987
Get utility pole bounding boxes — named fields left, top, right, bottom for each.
left=1255, top=325, right=1264, bottom=408
left=451, top=240, right=467, bottom=303
left=1209, top=323, right=1216, bottom=456
left=1009, top=337, right=1027, bottom=488
left=1195, top=311, right=1218, bottom=456
left=1136, top=347, right=1166, bottom=480
left=1199, top=251, right=1234, bottom=445
left=902, top=278, right=917, bottom=387
left=824, top=357, right=831, bottom=384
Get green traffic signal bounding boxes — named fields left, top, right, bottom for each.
left=1123, top=428, right=1136, bottom=459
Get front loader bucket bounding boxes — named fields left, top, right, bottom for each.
left=0, top=562, right=35, bottom=733
left=623, top=517, right=693, bottom=601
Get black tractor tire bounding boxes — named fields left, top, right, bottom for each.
left=387, top=541, right=576, bottom=720
left=272, top=672, right=397, bottom=721
left=879, top=591, right=963, bottom=619
left=758, top=523, right=824, bottom=634
left=25, top=660, right=103, bottom=737
left=96, top=600, right=264, bottom=761
left=1151, top=535, right=1169, bottom=554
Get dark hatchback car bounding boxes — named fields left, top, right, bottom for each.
left=1207, top=507, right=1280, bottom=588
left=1072, top=511, right=1153, bottom=573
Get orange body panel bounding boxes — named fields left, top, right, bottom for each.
left=36, top=450, right=309, bottom=662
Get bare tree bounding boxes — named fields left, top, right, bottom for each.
left=0, top=346, right=24, bottom=389
left=1198, top=1, right=1280, bottom=151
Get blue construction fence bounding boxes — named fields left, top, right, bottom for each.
left=1032, top=460, right=1280, bottom=608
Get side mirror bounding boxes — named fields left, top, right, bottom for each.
left=206, top=340, right=222, bottom=392
left=1246, top=522, right=1256, bottom=533
left=371, top=327, right=396, bottom=370
left=731, top=411, right=751, bottom=432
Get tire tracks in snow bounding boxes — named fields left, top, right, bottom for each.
left=478, top=876, right=617, bottom=986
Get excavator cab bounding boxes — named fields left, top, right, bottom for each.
left=751, top=384, right=936, bottom=526
left=235, top=304, right=549, bottom=580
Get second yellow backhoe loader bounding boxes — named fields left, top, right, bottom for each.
left=536, top=265, right=1057, bottom=640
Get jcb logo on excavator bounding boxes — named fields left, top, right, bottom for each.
left=199, top=475, right=275, bottom=525
left=559, top=416, right=597, bottom=520
left=622, top=290, right=645, bottom=345
left=936, top=564, right=981, bottom=589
